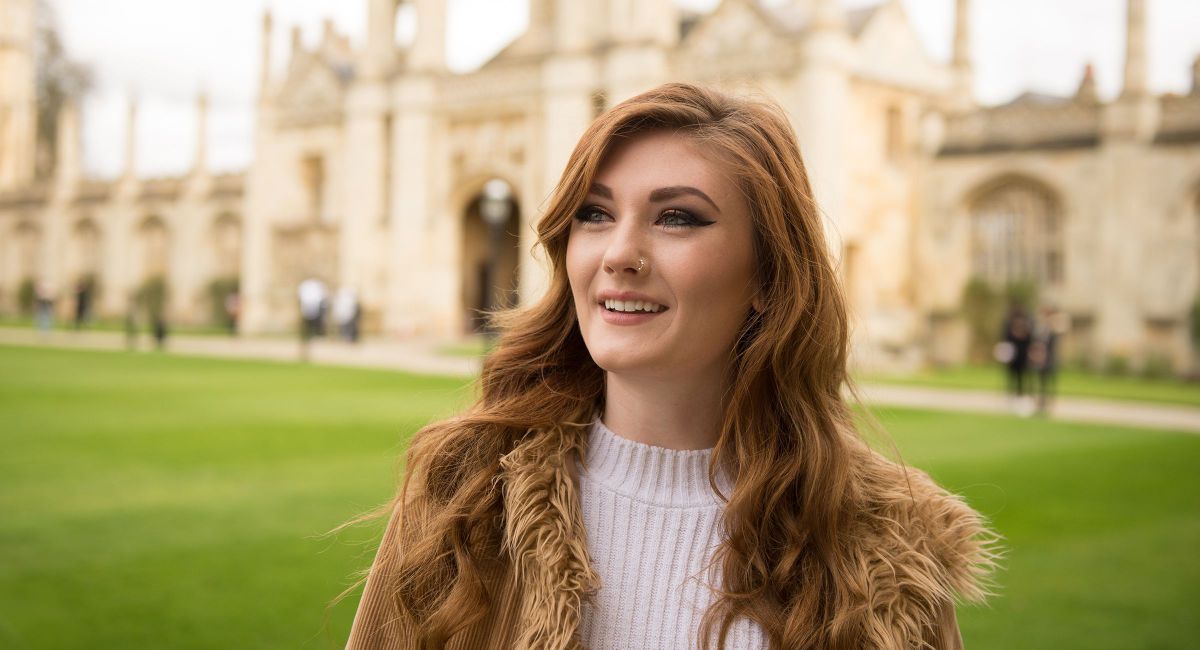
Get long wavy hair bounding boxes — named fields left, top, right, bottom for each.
left=374, top=82, right=887, bottom=648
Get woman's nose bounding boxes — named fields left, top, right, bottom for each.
left=601, top=219, right=646, bottom=276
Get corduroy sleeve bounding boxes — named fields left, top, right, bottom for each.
left=345, top=497, right=412, bottom=650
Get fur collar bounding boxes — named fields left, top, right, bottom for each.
left=497, top=425, right=997, bottom=650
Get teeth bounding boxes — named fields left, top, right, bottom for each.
left=604, top=299, right=664, bottom=313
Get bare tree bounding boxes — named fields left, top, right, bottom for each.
left=34, top=0, right=92, bottom=179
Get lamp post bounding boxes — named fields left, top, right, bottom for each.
left=479, top=179, right=512, bottom=339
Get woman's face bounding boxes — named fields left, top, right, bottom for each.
left=566, top=130, right=759, bottom=381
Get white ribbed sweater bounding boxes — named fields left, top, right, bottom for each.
left=576, top=420, right=768, bottom=649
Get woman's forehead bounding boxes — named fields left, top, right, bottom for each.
left=593, top=131, right=741, bottom=202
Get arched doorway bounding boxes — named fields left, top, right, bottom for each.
left=460, top=178, right=519, bottom=334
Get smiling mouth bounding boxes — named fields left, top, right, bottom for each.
left=601, top=299, right=668, bottom=314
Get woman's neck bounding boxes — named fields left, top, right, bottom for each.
left=602, top=369, right=726, bottom=451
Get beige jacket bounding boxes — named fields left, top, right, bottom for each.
left=346, top=428, right=995, bottom=649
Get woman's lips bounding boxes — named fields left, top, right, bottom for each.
left=597, top=302, right=667, bottom=325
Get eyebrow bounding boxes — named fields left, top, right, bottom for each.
left=588, top=183, right=721, bottom=213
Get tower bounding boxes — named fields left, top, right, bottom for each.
left=0, top=0, right=37, bottom=190
left=950, top=0, right=974, bottom=111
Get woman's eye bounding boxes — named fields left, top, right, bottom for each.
left=658, top=209, right=714, bottom=229
left=573, top=206, right=610, bottom=223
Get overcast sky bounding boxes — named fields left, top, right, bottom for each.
left=48, top=0, right=1200, bottom=179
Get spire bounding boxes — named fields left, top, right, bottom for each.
left=409, top=0, right=447, bottom=72
left=952, top=0, right=971, bottom=69
left=290, top=25, right=303, bottom=58
left=1192, top=55, right=1200, bottom=96
left=811, top=0, right=845, bottom=32
left=1121, top=0, right=1147, bottom=97
left=260, top=9, right=273, bottom=92
left=363, top=0, right=397, bottom=79
left=193, top=89, right=209, bottom=176
left=950, top=0, right=974, bottom=109
left=1075, top=63, right=1098, bottom=103
left=123, top=95, right=138, bottom=179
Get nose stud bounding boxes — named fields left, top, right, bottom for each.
left=636, top=257, right=648, bottom=274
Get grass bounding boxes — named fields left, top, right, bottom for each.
left=862, top=363, right=1200, bottom=409
left=1, top=345, right=1197, bottom=648
left=0, top=314, right=233, bottom=337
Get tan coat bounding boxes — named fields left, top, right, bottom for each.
left=346, top=428, right=995, bottom=649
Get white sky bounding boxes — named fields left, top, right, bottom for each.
left=48, top=0, right=1200, bottom=179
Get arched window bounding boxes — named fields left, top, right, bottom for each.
left=212, top=213, right=241, bottom=276
left=72, top=218, right=102, bottom=278
left=13, top=221, right=40, bottom=281
left=138, top=215, right=169, bottom=279
left=969, top=177, right=1064, bottom=288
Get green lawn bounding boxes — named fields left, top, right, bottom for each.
left=1, top=345, right=1197, bottom=649
left=0, top=315, right=233, bottom=337
left=862, top=363, right=1200, bottom=409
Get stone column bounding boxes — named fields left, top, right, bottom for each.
left=343, top=82, right=390, bottom=318
left=0, top=0, right=36, bottom=189
left=385, top=76, right=442, bottom=336
left=1093, top=0, right=1159, bottom=366
left=526, top=54, right=600, bottom=305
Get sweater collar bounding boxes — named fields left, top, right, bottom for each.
left=580, top=419, right=733, bottom=508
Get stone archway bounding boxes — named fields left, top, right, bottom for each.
left=460, top=178, right=520, bottom=334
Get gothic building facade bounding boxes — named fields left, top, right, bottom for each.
left=1, top=0, right=1197, bottom=373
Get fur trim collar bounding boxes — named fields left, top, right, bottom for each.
left=499, top=425, right=599, bottom=650
left=497, top=426, right=997, bottom=649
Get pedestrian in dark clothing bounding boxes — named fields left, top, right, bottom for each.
left=1031, top=306, right=1068, bottom=414
left=74, top=277, right=93, bottom=329
left=153, top=317, right=169, bottom=350
left=1000, top=305, right=1034, bottom=415
left=125, top=293, right=139, bottom=351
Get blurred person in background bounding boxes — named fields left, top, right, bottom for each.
left=334, top=286, right=361, bottom=343
left=124, top=291, right=139, bottom=351
left=73, top=276, right=94, bottom=330
left=223, top=290, right=241, bottom=336
left=152, top=313, right=168, bottom=351
left=1030, top=305, right=1068, bottom=414
left=1000, top=304, right=1034, bottom=416
left=297, top=277, right=327, bottom=360
left=345, top=84, right=997, bottom=650
left=34, top=281, right=55, bottom=336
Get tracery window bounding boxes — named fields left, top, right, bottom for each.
left=969, top=178, right=1064, bottom=288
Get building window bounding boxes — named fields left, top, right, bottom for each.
left=885, top=105, right=903, bottom=163
left=969, top=178, right=1064, bottom=289
left=139, top=216, right=169, bottom=279
left=301, top=154, right=325, bottom=220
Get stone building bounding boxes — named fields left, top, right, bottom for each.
left=1, top=0, right=1197, bottom=373
left=0, top=0, right=244, bottom=325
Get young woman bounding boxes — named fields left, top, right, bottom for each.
left=346, top=83, right=997, bottom=649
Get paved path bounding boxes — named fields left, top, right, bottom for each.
left=3, top=327, right=1198, bottom=434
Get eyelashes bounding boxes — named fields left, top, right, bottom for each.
left=572, top=206, right=716, bottom=230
